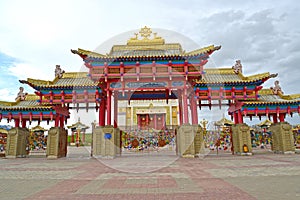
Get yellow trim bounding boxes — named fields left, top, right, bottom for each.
left=0, top=101, right=15, bottom=106
left=75, top=44, right=219, bottom=59
left=0, top=94, right=50, bottom=108
left=77, top=48, right=105, bottom=57
left=243, top=72, right=270, bottom=81
left=110, top=43, right=182, bottom=53
left=27, top=78, right=53, bottom=86
left=288, top=94, right=300, bottom=99
left=184, top=45, right=216, bottom=56
left=258, top=89, right=300, bottom=100
left=0, top=128, right=8, bottom=134
left=62, top=72, right=88, bottom=79
left=204, top=68, right=235, bottom=74
left=258, top=89, right=274, bottom=95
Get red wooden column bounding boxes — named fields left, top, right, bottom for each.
left=238, top=110, right=243, bottom=124
left=183, top=88, right=189, bottom=124
left=279, top=113, right=285, bottom=122
left=82, top=130, right=85, bottom=143
left=107, top=91, right=112, bottom=125
left=21, top=120, right=27, bottom=128
left=154, top=114, right=157, bottom=130
left=71, top=131, right=75, bottom=143
left=114, top=92, right=118, bottom=128
left=14, top=119, right=20, bottom=128
left=146, top=114, right=149, bottom=128
left=272, top=114, right=278, bottom=123
left=60, top=115, right=65, bottom=128
left=99, top=98, right=106, bottom=126
left=137, top=114, right=141, bottom=130
left=178, top=91, right=183, bottom=125
left=233, top=112, right=239, bottom=124
left=55, top=114, right=60, bottom=127
left=190, top=96, right=198, bottom=125
left=162, top=114, right=165, bottom=129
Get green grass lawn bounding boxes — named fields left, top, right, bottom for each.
left=68, top=133, right=92, bottom=146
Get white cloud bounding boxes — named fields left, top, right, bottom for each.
left=0, top=0, right=300, bottom=125
left=0, top=88, right=15, bottom=102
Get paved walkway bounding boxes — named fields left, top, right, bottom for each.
left=0, top=146, right=299, bottom=200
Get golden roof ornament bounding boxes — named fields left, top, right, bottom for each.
left=15, top=87, right=28, bottom=101
left=232, top=60, right=242, bottom=74
left=270, top=80, right=283, bottom=95
left=127, top=26, right=165, bottom=46
left=55, top=65, right=65, bottom=79
left=139, top=26, right=152, bottom=39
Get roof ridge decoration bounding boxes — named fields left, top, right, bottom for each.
left=15, top=87, right=28, bottom=101
left=127, top=26, right=165, bottom=46
left=195, top=68, right=276, bottom=84
left=62, top=72, right=88, bottom=79
left=204, top=68, right=236, bottom=74
left=55, top=65, right=65, bottom=79
left=270, top=80, right=283, bottom=95
left=257, top=88, right=300, bottom=101
left=232, top=60, right=242, bottom=74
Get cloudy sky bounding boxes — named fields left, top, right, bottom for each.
left=0, top=0, right=300, bottom=127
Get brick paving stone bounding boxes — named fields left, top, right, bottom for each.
left=0, top=147, right=299, bottom=199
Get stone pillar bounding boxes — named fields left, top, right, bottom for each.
left=46, top=127, right=68, bottom=159
left=92, top=125, right=121, bottom=158
left=231, top=123, right=252, bottom=155
left=115, top=127, right=121, bottom=156
left=6, top=128, right=29, bottom=158
left=269, top=122, right=295, bottom=154
left=176, top=124, right=204, bottom=158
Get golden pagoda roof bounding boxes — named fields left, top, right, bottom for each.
left=0, top=128, right=9, bottom=134
left=214, top=117, right=234, bottom=126
left=242, top=89, right=300, bottom=105
left=71, top=26, right=220, bottom=59
left=0, top=94, right=52, bottom=110
left=20, top=72, right=99, bottom=89
left=67, top=119, right=89, bottom=130
left=257, top=119, right=272, bottom=127
left=195, top=68, right=276, bottom=84
left=31, top=125, right=48, bottom=132
left=72, top=45, right=220, bottom=59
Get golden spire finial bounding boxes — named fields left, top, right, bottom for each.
left=127, top=26, right=165, bottom=45
left=139, top=26, right=152, bottom=39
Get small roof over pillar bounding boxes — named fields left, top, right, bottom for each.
left=67, top=118, right=90, bottom=131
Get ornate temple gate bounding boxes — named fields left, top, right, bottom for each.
left=1, top=26, right=300, bottom=159
left=0, top=94, right=70, bottom=159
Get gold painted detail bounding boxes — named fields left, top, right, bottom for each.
left=27, top=78, right=53, bottom=86
left=62, top=72, right=88, bottom=79
left=0, top=94, right=50, bottom=109
left=127, top=26, right=165, bottom=46
left=244, top=72, right=271, bottom=81
left=77, top=48, right=105, bottom=57
left=195, top=69, right=272, bottom=84
left=204, top=68, right=236, bottom=75
left=258, top=89, right=300, bottom=100
left=184, top=45, right=217, bottom=56
left=111, top=43, right=182, bottom=52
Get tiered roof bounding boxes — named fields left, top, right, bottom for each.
left=0, top=94, right=69, bottom=122
left=194, top=68, right=277, bottom=86
left=0, top=26, right=299, bottom=124
left=71, top=26, right=220, bottom=61
left=71, top=45, right=220, bottom=61
left=0, top=94, right=53, bottom=111
left=245, top=89, right=300, bottom=105
left=20, top=72, right=99, bottom=90
left=67, top=119, right=89, bottom=131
